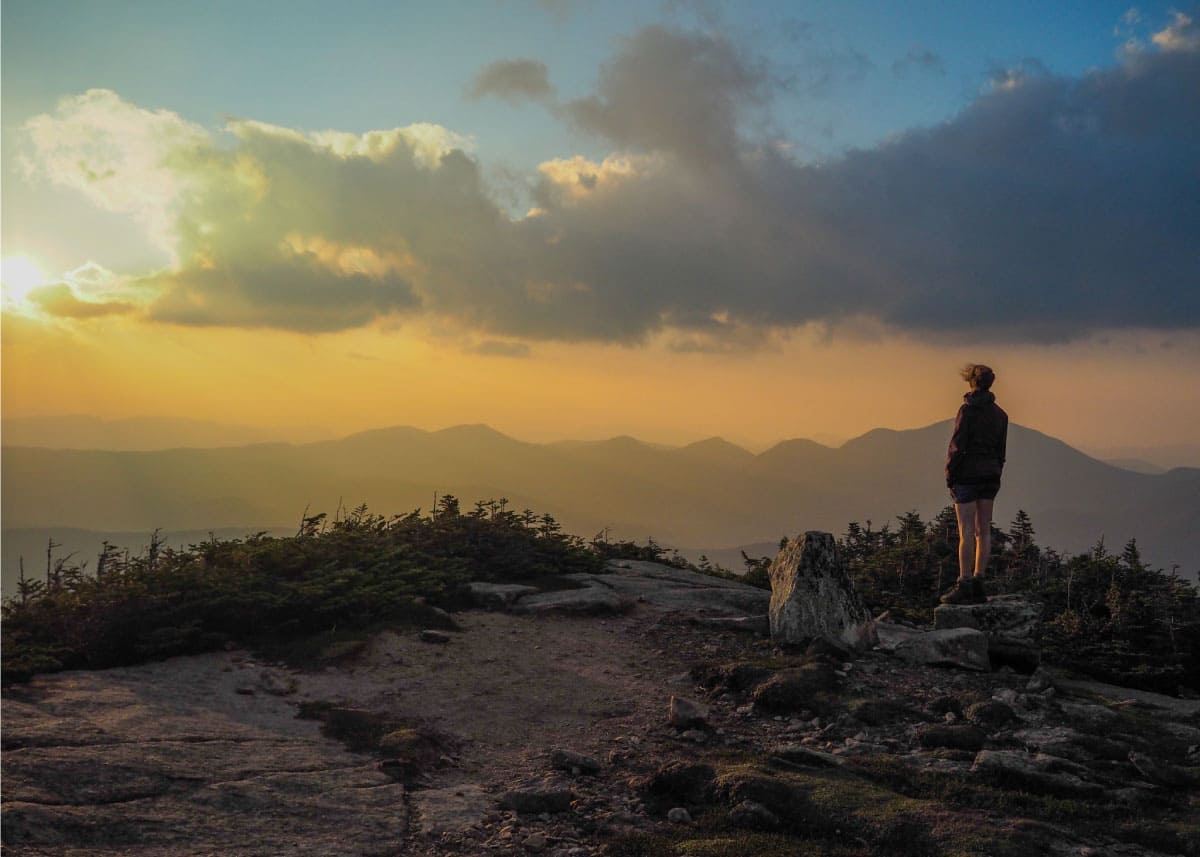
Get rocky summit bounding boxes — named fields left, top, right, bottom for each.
left=4, top=559, right=1199, bottom=857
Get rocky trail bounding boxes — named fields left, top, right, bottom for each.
left=4, top=559, right=1199, bottom=856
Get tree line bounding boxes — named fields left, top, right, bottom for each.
left=830, top=507, right=1198, bottom=694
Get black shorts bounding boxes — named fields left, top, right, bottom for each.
left=950, top=482, right=1000, bottom=504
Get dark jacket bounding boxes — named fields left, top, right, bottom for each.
left=946, top=390, right=1008, bottom=486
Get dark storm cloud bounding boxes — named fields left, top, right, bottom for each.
left=800, top=45, right=1200, bottom=338
left=508, top=26, right=1199, bottom=342
left=467, top=59, right=555, bottom=103
left=25, top=22, right=1200, bottom=343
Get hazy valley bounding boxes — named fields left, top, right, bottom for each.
left=4, top=420, right=1198, bottom=595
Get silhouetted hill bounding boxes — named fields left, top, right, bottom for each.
left=675, top=437, right=756, bottom=469
left=1085, top=442, right=1200, bottom=471
left=1105, top=458, right=1168, bottom=475
left=3, top=421, right=1197, bottom=593
left=751, top=437, right=838, bottom=477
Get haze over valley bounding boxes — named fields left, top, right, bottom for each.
left=5, top=418, right=1197, bottom=596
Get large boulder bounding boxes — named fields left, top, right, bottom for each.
left=768, top=532, right=875, bottom=650
left=934, top=595, right=1043, bottom=672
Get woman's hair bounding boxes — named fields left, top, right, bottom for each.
left=961, top=363, right=995, bottom=390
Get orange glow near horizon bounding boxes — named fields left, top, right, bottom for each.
left=3, top=309, right=1197, bottom=454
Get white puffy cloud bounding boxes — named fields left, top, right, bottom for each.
left=20, top=89, right=208, bottom=257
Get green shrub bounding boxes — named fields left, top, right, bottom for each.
left=2, top=498, right=601, bottom=683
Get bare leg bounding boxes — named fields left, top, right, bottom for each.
left=954, top=501, right=977, bottom=579
left=973, top=498, right=994, bottom=577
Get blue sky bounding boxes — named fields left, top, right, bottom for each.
left=4, top=1, right=1170, bottom=154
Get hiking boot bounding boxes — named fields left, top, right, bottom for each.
left=973, top=576, right=988, bottom=601
left=940, top=577, right=985, bottom=605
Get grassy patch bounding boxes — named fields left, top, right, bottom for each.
left=846, top=755, right=1100, bottom=821
left=846, top=754, right=1200, bottom=855
left=622, top=758, right=1051, bottom=857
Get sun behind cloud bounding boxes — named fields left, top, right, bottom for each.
left=1, top=256, right=48, bottom=304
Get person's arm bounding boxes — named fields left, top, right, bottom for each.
left=998, top=410, right=1008, bottom=469
left=946, top=406, right=968, bottom=486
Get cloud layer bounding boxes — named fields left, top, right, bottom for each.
left=20, top=20, right=1200, bottom=343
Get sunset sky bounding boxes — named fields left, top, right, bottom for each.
left=3, top=1, right=1198, bottom=452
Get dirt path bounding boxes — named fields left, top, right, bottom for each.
left=288, top=606, right=769, bottom=853
left=322, top=611, right=702, bottom=764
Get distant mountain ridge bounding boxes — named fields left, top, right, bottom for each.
left=3, top=422, right=1197, bottom=586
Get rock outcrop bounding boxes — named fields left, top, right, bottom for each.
left=767, top=532, right=875, bottom=650
left=934, top=594, right=1043, bottom=672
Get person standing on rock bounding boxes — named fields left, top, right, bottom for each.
left=941, top=364, right=1008, bottom=605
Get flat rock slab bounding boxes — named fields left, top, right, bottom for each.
left=894, top=627, right=990, bottom=672
left=1048, top=671, right=1200, bottom=718
left=769, top=744, right=844, bottom=768
left=497, top=561, right=770, bottom=617
left=466, top=582, right=539, bottom=610
left=972, top=749, right=1105, bottom=798
left=584, top=561, right=771, bottom=615
left=1, top=653, right=406, bottom=856
left=1013, top=726, right=1130, bottom=763
left=411, top=783, right=493, bottom=835
left=510, top=586, right=629, bottom=615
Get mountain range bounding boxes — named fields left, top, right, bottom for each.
left=3, top=421, right=1198, bottom=593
